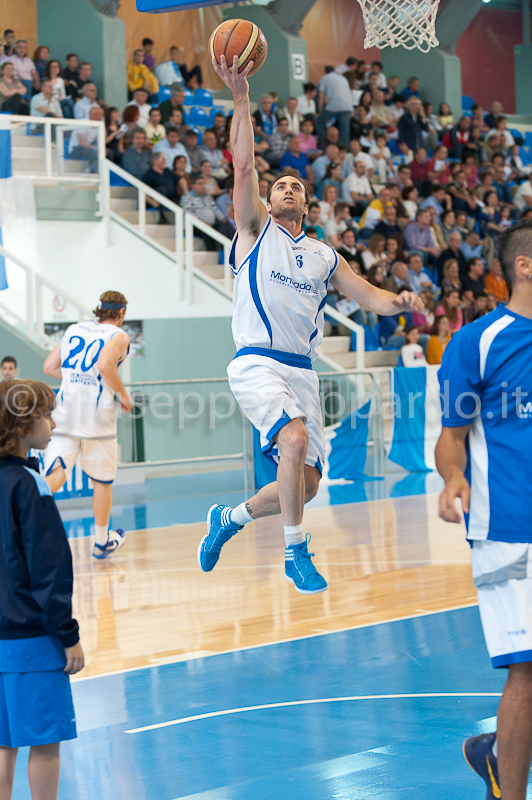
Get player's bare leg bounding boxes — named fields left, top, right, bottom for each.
left=27, top=742, right=60, bottom=800
left=45, top=465, right=66, bottom=493
left=497, top=662, right=532, bottom=800
left=91, top=480, right=126, bottom=560
left=0, top=746, right=18, bottom=799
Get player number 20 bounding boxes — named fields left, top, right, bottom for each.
left=61, top=336, right=105, bottom=372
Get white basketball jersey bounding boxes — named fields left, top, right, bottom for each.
left=53, top=320, right=128, bottom=439
left=230, top=217, right=339, bottom=359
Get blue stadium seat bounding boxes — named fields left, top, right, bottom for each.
left=397, top=355, right=404, bottom=367
left=183, top=88, right=195, bottom=105
left=351, top=324, right=378, bottom=351
left=519, top=146, right=528, bottom=164
left=158, top=86, right=172, bottom=103
left=509, top=128, right=522, bottom=142
left=461, top=95, right=474, bottom=112
left=209, top=106, right=226, bottom=124
left=189, top=125, right=203, bottom=145
left=462, top=110, right=472, bottom=117
left=388, top=138, right=399, bottom=154
left=194, top=88, right=213, bottom=107
left=188, top=106, right=210, bottom=127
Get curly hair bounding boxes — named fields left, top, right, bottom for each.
left=93, top=290, right=128, bottom=323
left=0, top=380, right=55, bottom=456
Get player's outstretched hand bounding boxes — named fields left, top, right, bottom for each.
left=64, top=642, right=85, bottom=675
left=120, top=392, right=134, bottom=414
left=392, top=291, right=425, bottom=313
left=211, top=54, right=254, bottom=98
left=438, top=475, right=470, bottom=523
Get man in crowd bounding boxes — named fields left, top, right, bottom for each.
left=316, top=66, right=353, bottom=148
left=68, top=106, right=103, bottom=173
left=180, top=175, right=228, bottom=249
left=279, top=135, right=313, bottom=183
left=30, top=80, right=63, bottom=133
left=127, top=88, right=152, bottom=127
left=421, top=183, right=451, bottom=223
left=200, top=129, right=230, bottom=178
left=267, top=117, right=292, bottom=168
left=184, top=129, right=203, bottom=172
left=345, top=138, right=374, bottom=177
left=343, top=160, right=375, bottom=214
left=461, top=257, right=486, bottom=294
left=407, top=252, right=438, bottom=295
left=375, top=204, right=402, bottom=239
left=336, top=228, right=362, bottom=265
left=154, top=46, right=185, bottom=87
left=142, top=152, right=179, bottom=223
left=484, top=99, right=503, bottom=130
left=313, top=143, right=350, bottom=187
left=282, top=97, right=300, bottom=134
left=252, top=94, right=278, bottom=137
left=74, top=83, right=99, bottom=120
left=127, top=48, right=158, bottom=101
left=303, top=202, right=325, bottom=240
left=359, top=187, right=392, bottom=235
left=324, top=202, right=352, bottom=249
left=66, top=61, right=92, bottom=101
left=403, top=209, right=440, bottom=261
left=398, top=97, right=429, bottom=153
left=158, top=84, right=185, bottom=124
left=153, top=128, right=191, bottom=171
left=11, top=40, right=39, bottom=95
left=383, top=261, right=412, bottom=294
left=436, top=231, right=468, bottom=280
left=141, top=37, right=156, bottom=71
left=400, top=76, right=421, bottom=99
left=122, top=129, right=151, bottom=180
left=0, top=356, right=17, bottom=381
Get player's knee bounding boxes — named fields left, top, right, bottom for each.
left=277, top=422, right=308, bottom=462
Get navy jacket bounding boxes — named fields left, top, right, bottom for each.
left=0, top=455, right=79, bottom=648
left=397, top=112, right=428, bottom=152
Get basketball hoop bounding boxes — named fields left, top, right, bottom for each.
left=356, top=0, right=441, bottom=52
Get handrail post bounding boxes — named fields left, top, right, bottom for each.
left=175, top=205, right=183, bottom=301
left=96, top=120, right=105, bottom=218
left=56, top=126, right=64, bottom=177
left=44, top=121, right=52, bottom=177
left=185, top=215, right=194, bottom=303
left=138, top=188, right=146, bottom=236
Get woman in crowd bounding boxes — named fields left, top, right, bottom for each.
left=317, top=161, right=343, bottom=200
left=362, top=233, right=388, bottom=273
left=385, top=234, right=407, bottom=265
left=477, top=170, right=495, bottom=203
left=438, top=102, right=453, bottom=130
left=43, top=60, right=67, bottom=103
left=297, top=118, right=320, bottom=159
left=173, top=155, right=191, bottom=200
left=319, top=184, right=339, bottom=225
left=479, top=189, right=504, bottom=239
left=32, top=45, right=49, bottom=81
left=402, top=184, right=419, bottom=221
left=426, top=315, right=451, bottom=364
left=401, top=326, right=428, bottom=367
left=462, top=149, right=479, bottom=188
left=423, top=101, right=443, bottom=139
left=104, top=107, right=126, bottom=164
left=412, top=289, right=436, bottom=334
left=200, top=160, right=222, bottom=196
left=122, top=105, right=141, bottom=144
left=0, top=62, right=28, bottom=114
left=366, top=264, right=384, bottom=289
left=441, top=258, right=462, bottom=293
left=440, top=209, right=458, bottom=244
left=471, top=103, right=489, bottom=135
left=436, top=288, right=463, bottom=335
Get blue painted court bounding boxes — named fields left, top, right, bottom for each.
left=12, top=606, right=505, bottom=800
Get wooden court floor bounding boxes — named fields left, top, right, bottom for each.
left=70, top=493, right=475, bottom=680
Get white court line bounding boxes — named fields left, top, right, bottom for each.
left=124, top=693, right=502, bottom=735
left=72, top=602, right=479, bottom=682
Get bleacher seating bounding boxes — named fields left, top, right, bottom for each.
left=183, top=88, right=195, bottom=105
left=194, top=88, right=213, bottom=106
left=188, top=106, right=210, bottom=128
left=189, top=125, right=203, bottom=144
left=461, top=95, right=474, bottom=112
left=158, top=86, right=172, bottom=104
left=209, top=106, right=226, bottom=124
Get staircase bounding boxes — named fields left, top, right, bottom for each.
left=11, top=129, right=94, bottom=181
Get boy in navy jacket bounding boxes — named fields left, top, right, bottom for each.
left=0, top=380, right=84, bottom=800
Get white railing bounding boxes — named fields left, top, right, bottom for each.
left=0, top=243, right=91, bottom=349
left=322, top=305, right=365, bottom=371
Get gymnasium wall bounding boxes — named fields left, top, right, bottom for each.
left=0, top=0, right=37, bottom=52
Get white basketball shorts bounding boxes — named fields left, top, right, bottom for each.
left=44, top=434, right=118, bottom=484
left=472, top=539, right=532, bottom=668
left=227, top=354, right=325, bottom=473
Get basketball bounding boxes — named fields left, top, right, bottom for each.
left=209, top=19, right=268, bottom=76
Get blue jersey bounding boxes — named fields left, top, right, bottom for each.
left=438, top=305, right=532, bottom=543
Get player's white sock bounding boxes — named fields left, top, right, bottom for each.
left=95, top=524, right=109, bottom=546
left=492, top=737, right=498, bottom=758
left=284, top=524, right=305, bottom=546
left=230, top=503, right=253, bottom=527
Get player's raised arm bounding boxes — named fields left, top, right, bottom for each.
left=330, top=255, right=424, bottom=315
left=211, top=55, right=268, bottom=240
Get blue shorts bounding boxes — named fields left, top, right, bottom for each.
left=0, top=636, right=77, bottom=747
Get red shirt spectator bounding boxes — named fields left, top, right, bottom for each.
left=426, top=145, right=452, bottom=185
left=410, top=148, right=429, bottom=183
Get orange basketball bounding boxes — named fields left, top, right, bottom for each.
left=209, top=19, right=268, bottom=76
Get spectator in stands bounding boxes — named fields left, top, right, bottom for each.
left=174, top=47, right=203, bottom=90
left=303, top=202, right=325, bottom=240
left=436, top=230, right=468, bottom=280
left=346, top=138, right=373, bottom=175
left=312, top=143, right=350, bottom=187
left=407, top=252, right=438, bottom=295
left=198, top=160, right=221, bottom=196
left=391, top=164, right=413, bottom=193
left=375, top=204, right=401, bottom=239
left=74, top=83, right=98, bottom=120
left=369, top=132, right=394, bottom=184
left=127, top=49, right=158, bottom=101
left=122, top=129, right=151, bottom=180
left=0, top=62, right=28, bottom=114
left=104, top=107, right=125, bottom=164
left=164, top=107, right=188, bottom=140
left=402, top=185, right=419, bottom=221
left=400, top=77, right=421, bottom=100
left=460, top=230, right=486, bottom=266
left=462, top=149, right=479, bottom=189
left=68, top=106, right=103, bottom=173
left=43, top=60, right=65, bottom=103
left=359, top=187, right=393, bottom=236
left=410, top=147, right=430, bottom=191
left=401, top=326, right=428, bottom=367
left=180, top=175, right=227, bottom=248
left=297, top=119, right=319, bottom=160
left=492, top=166, right=515, bottom=211
left=173, top=155, right=191, bottom=200
left=412, top=289, right=436, bottom=333
left=371, top=91, right=391, bottom=131
left=158, top=85, right=185, bottom=125
left=387, top=94, right=406, bottom=130
left=297, top=82, right=317, bottom=118
left=383, top=261, right=412, bottom=294
left=461, top=257, right=485, bottom=294
left=278, top=134, right=312, bottom=182
left=398, top=97, right=429, bottom=153
left=362, top=232, right=388, bottom=272
left=65, top=60, right=91, bottom=101
left=141, top=152, right=178, bottom=222
left=324, top=202, right=351, bottom=248
left=282, top=97, right=300, bottom=134
left=253, top=94, right=278, bottom=137
left=383, top=75, right=400, bottom=105
left=153, top=128, right=191, bottom=171
left=316, top=66, right=353, bottom=148
left=141, top=37, right=156, bottom=72
left=121, top=104, right=141, bottom=141
left=125, top=88, right=151, bottom=127
left=420, top=183, right=450, bottom=223
left=33, top=46, right=49, bottom=81
left=336, top=227, right=361, bottom=263
left=183, top=129, right=203, bottom=172
left=386, top=233, right=406, bottom=264
left=483, top=257, right=509, bottom=304
left=63, top=53, right=78, bottom=91
left=404, top=209, right=440, bottom=261
left=30, top=79, right=63, bottom=132
left=200, top=129, right=229, bottom=178
left=365, top=265, right=384, bottom=289
left=426, top=315, right=450, bottom=363
left=442, top=116, right=470, bottom=159
left=144, top=107, right=166, bottom=147
left=11, top=40, right=39, bottom=96
left=267, top=117, right=292, bottom=167
left=343, top=160, right=374, bottom=214
left=336, top=56, right=358, bottom=76
left=441, top=258, right=462, bottom=293
left=436, top=288, right=462, bottom=334
left=0, top=356, right=17, bottom=381
left=437, top=102, right=453, bottom=131
left=154, top=48, right=184, bottom=88
left=484, top=100, right=503, bottom=131
left=513, top=176, right=532, bottom=212
left=319, top=184, right=339, bottom=226
left=426, top=145, right=452, bottom=185
left=379, top=308, right=415, bottom=348
left=318, top=161, right=344, bottom=200
left=3, top=30, right=16, bottom=58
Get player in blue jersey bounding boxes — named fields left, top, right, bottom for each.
left=437, top=219, right=532, bottom=800
left=198, top=54, right=423, bottom=594
left=43, top=291, right=133, bottom=560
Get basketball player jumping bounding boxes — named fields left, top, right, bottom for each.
left=43, top=291, right=133, bottom=559
left=198, top=55, right=423, bottom=593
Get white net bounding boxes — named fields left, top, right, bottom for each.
left=356, top=0, right=441, bottom=52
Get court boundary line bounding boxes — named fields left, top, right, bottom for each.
left=124, top=692, right=502, bottom=734
left=72, top=601, right=479, bottom=682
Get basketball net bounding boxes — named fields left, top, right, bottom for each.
left=356, top=0, right=441, bottom=52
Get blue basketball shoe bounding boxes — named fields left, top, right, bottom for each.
left=463, top=733, right=500, bottom=800
left=197, top=505, right=243, bottom=572
left=285, top=534, right=328, bottom=594
left=92, top=529, right=126, bottom=560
